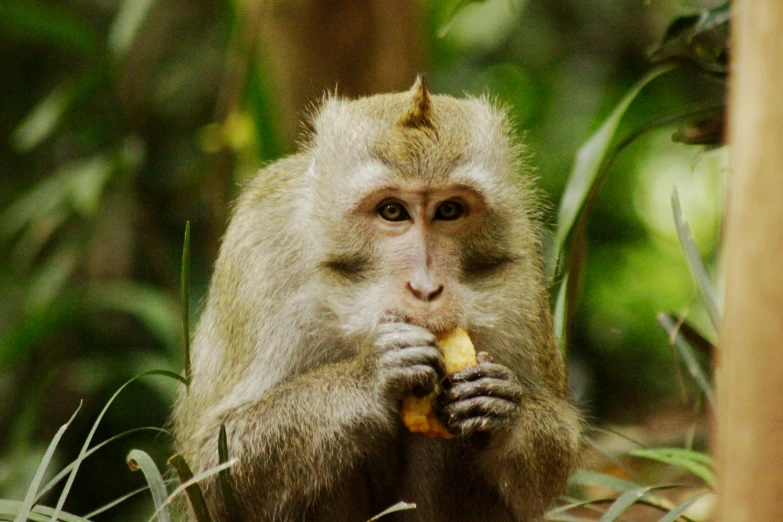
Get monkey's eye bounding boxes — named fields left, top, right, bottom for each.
left=377, top=201, right=410, bottom=222
left=434, top=200, right=466, bottom=221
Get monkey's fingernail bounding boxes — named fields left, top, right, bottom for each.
left=380, top=312, right=403, bottom=324
left=476, top=351, right=493, bottom=364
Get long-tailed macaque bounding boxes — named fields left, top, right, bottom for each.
left=173, top=78, right=582, bottom=521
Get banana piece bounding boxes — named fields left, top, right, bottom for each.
left=401, top=328, right=477, bottom=438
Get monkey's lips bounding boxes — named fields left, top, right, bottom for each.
left=389, top=310, right=461, bottom=337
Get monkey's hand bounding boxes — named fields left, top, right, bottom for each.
left=372, top=319, right=445, bottom=403
left=438, top=352, right=523, bottom=446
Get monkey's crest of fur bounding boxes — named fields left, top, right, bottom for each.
left=397, top=76, right=434, bottom=130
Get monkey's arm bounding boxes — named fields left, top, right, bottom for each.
left=480, top=390, right=582, bottom=518
left=193, top=360, right=389, bottom=519
left=441, top=360, right=582, bottom=519
left=184, top=321, right=443, bottom=520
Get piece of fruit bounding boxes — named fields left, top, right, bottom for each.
left=401, top=328, right=477, bottom=438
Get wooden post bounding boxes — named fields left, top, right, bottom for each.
left=716, top=0, right=783, bottom=519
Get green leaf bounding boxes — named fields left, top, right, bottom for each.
left=597, top=486, right=652, bottom=522
left=218, top=424, right=240, bottom=522
left=25, top=245, right=79, bottom=313
left=127, top=449, right=172, bottom=522
left=570, top=470, right=643, bottom=493
left=671, top=188, right=720, bottom=329
left=1, top=154, right=114, bottom=244
left=694, top=2, right=730, bottom=34
left=246, top=58, right=285, bottom=162
left=649, top=3, right=728, bottom=73
left=168, top=455, right=212, bottom=522
left=34, top=427, right=169, bottom=504
left=553, top=274, right=568, bottom=346
left=11, top=83, right=74, bottom=152
left=181, top=221, right=192, bottom=384
left=14, top=403, right=81, bottom=522
left=48, top=370, right=186, bottom=522
left=434, top=0, right=487, bottom=37
left=555, top=63, right=676, bottom=256
left=84, top=485, right=155, bottom=519
left=87, top=281, right=181, bottom=352
left=0, top=500, right=92, bottom=522
left=0, top=1, right=97, bottom=53
left=629, top=447, right=715, bottom=488
left=545, top=496, right=610, bottom=519
left=108, top=0, right=159, bottom=56
left=145, top=461, right=235, bottom=522
left=656, top=492, right=708, bottom=522
left=657, top=312, right=715, bottom=409
left=367, top=501, right=417, bottom=521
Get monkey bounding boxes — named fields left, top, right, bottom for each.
left=172, top=77, right=582, bottom=522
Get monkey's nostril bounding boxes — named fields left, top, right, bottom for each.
left=407, top=282, right=444, bottom=302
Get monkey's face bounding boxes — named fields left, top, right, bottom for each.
left=310, top=154, right=529, bottom=339
left=308, top=82, right=534, bottom=338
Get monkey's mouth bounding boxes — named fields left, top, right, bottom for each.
left=390, top=311, right=461, bottom=337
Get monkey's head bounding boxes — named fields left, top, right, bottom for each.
left=305, top=78, right=541, bottom=337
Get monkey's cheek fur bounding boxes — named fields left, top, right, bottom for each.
left=401, top=328, right=477, bottom=438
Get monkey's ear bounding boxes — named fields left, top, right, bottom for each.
left=397, top=75, right=434, bottom=130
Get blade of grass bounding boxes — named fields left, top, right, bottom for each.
left=671, top=187, right=720, bottom=330
left=218, top=424, right=240, bottom=522
left=14, top=403, right=81, bottom=522
left=181, top=221, right=191, bottom=385
left=553, top=103, right=723, bottom=345
left=545, top=515, right=595, bottom=522
left=145, top=461, right=235, bottom=522
left=35, top=427, right=169, bottom=503
left=555, top=63, right=677, bottom=255
left=168, top=455, right=212, bottom=522
left=48, top=370, right=186, bottom=522
left=597, top=486, right=653, bottom=522
left=84, top=484, right=162, bottom=518
left=367, top=501, right=417, bottom=521
left=128, top=449, right=172, bottom=522
left=0, top=500, right=92, bottom=522
left=658, top=312, right=715, bottom=408
left=656, top=492, right=708, bottom=522
left=629, top=447, right=715, bottom=487
left=546, top=497, right=619, bottom=518
left=570, top=470, right=643, bottom=493
left=553, top=274, right=568, bottom=346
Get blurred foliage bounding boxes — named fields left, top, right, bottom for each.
left=0, top=0, right=727, bottom=519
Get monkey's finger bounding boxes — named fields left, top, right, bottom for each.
left=381, top=364, right=439, bottom=397
left=447, top=362, right=516, bottom=383
left=440, top=378, right=523, bottom=404
left=375, top=325, right=436, bottom=350
left=444, top=414, right=506, bottom=440
left=378, top=345, right=444, bottom=373
left=440, top=396, right=518, bottom=427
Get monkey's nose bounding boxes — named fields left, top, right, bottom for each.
left=407, top=281, right=444, bottom=302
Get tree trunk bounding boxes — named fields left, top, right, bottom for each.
left=716, top=0, right=783, bottom=519
left=257, top=0, right=425, bottom=147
